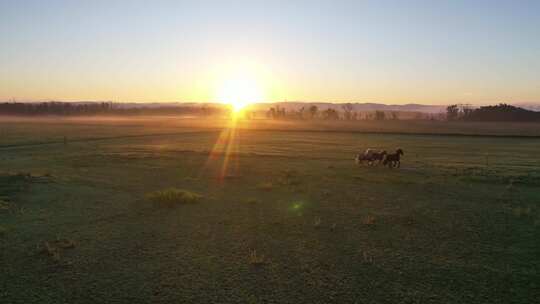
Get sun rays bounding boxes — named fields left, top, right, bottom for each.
left=203, top=114, right=242, bottom=180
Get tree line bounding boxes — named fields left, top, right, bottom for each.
left=0, top=102, right=227, bottom=116
left=5, top=101, right=534, bottom=122
left=446, top=104, right=540, bottom=122
left=265, top=104, right=404, bottom=120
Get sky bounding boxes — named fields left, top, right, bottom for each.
left=1, top=0, right=539, bottom=105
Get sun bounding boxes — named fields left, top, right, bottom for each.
left=216, top=74, right=265, bottom=113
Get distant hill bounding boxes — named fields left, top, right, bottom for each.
left=463, top=104, right=540, bottom=122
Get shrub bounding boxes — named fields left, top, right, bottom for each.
left=146, top=188, right=202, bottom=207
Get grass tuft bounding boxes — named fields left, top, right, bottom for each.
left=147, top=188, right=203, bottom=207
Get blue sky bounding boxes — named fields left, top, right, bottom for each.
left=1, top=0, right=539, bottom=104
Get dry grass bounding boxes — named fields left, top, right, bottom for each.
left=360, top=250, right=374, bottom=264
left=282, top=169, right=298, bottom=178
left=54, top=237, right=76, bottom=249
left=245, top=198, right=260, bottom=205
left=0, top=199, right=10, bottom=212
left=362, top=215, right=376, bottom=226
left=512, top=206, right=534, bottom=218
left=314, top=217, right=322, bottom=228
left=37, top=241, right=61, bottom=262
left=278, top=170, right=301, bottom=186
left=146, top=188, right=202, bottom=207
left=248, top=249, right=266, bottom=266
left=256, top=182, right=273, bottom=191
left=36, top=237, right=76, bottom=262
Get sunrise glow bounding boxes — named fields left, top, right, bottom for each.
left=216, top=74, right=265, bottom=113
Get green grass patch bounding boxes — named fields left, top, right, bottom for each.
left=146, top=188, right=203, bottom=207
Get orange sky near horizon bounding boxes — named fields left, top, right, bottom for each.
left=1, top=1, right=539, bottom=105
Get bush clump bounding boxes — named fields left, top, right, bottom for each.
left=146, top=188, right=202, bottom=207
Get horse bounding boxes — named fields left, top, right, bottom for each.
left=356, top=149, right=387, bottom=166
left=383, top=148, right=404, bottom=168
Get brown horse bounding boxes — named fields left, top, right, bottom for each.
left=383, top=149, right=404, bottom=168
left=356, top=149, right=387, bottom=166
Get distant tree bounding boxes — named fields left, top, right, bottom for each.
left=463, top=103, right=540, bottom=122
left=461, top=106, right=473, bottom=119
left=375, top=111, right=386, bottom=120
left=341, top=103, right=354, bottom=120
left=446, top=104, right=459, bottom=121
left=322, top=108, right=339, bottom=120
left=0, top=101, right=227, bottom=116
left=267, top=107, right=276, bottom=119
left=391, top=112, right=399, bottom=120
left=308, top=105, right=318, bottom=119
left=279, top=106, right=286, bottom=118
left=298, top=106, right=305, bottom=119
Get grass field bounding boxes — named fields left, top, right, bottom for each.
left=1, top=118, right=539, bottom=303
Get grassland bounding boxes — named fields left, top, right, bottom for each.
left=1, top=117, right=539, bottom=303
